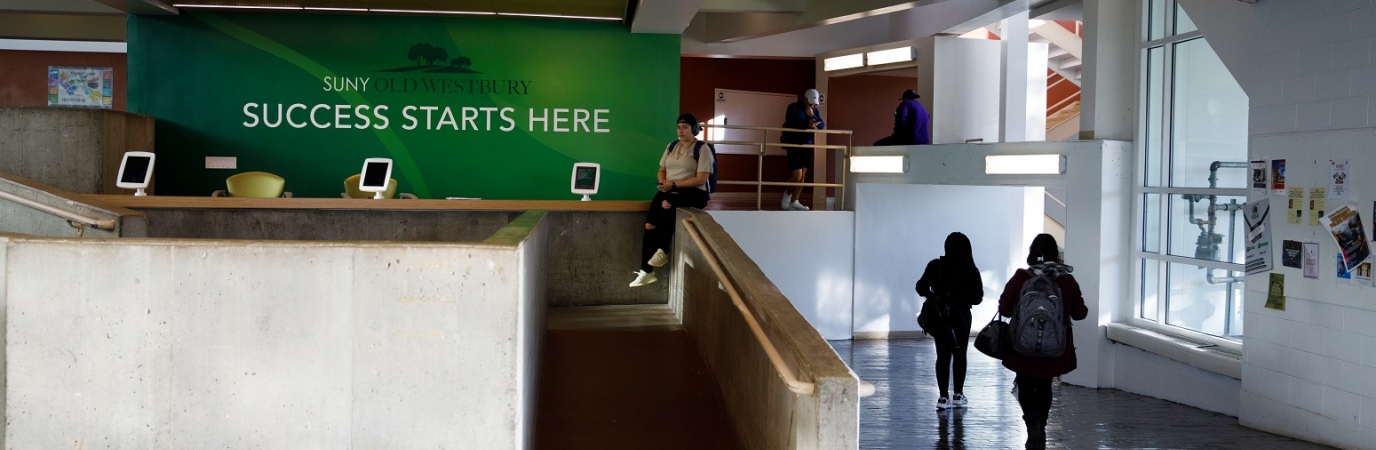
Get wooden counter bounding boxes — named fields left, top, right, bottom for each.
left=82, top=195, right=651, bottom=212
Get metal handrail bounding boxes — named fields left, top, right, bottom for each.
left=701, top=123, right=854, bottom=210
left=683, top=218, right=875, bottom=398
left=0, top=189, right=116, bottom=231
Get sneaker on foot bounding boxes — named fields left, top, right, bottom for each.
left=781, top=193, right=793, bottom=210
left=629, top=270, right=658, bottom=287
left=648, top=248, right=668, bottom=267
left=936, top=396, right=951, bottom=410
left=951, top=393, right=968, bottom=407
left=788, top=200, right=811, bottom=211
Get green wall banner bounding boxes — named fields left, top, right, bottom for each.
left=128, top=12, right=679, bottom=199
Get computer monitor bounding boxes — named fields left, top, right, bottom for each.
left=116, top=151, right=156, bottom=196
left=359, top=157, right=393, bottom=199
left=571, top=162, right=600, bottom=201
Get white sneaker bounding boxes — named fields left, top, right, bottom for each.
left=936, top=396, right=951, bottom=410
left=788, top=200, right=811, bottom=211
left=951, top=393, right=968, bottom=407
left=629, top=270, right=658, bottom=287
left=781, top=193, right=793, bottom=210
left=648, top=249, right=668, bottom=267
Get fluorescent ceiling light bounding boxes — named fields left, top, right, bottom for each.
left=1030, top=19, right=1047, bottom=28
left=304, top=7, right=367, bottom=12
left=985, top=154, right=1065, bottom=174
left=370, top=8, right=495, bottom=15
left=824, top=53, right=864, bottom=71
left=497, top=12, right=621, bottom=21
left=866, top=47, right=913, bottom=66
left=172, top=4, right=302, bottom=9
left=850, top=155, right=909, bottom=174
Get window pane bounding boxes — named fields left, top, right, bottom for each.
left=1175, top=2, right=1197, bottom=35
left=1170, top=38, right=1249, bottom=188
left=1145, top=46, right=1165, bottom=187
left=1165, top=261, right=1239, bottom=338
left=1143, top=193, right=1161, bottom=252
left=1167, top=194, right=1246, bottom=263
left=1148, top=0, right=1168, bottom=41
left=1141, top=259, right=1160, bottom=321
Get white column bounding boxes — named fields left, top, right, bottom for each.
left=999, top=10, right=1031, bottom=142
left=1080, top=0, right=1137, bottom=141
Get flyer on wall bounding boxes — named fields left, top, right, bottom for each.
left=1336, top=255, right=1374, bottom=287
left=1287, top=187, right=1304, bottom=224
left=1309, top=187, right=1326, bottom=226
left=1282, top=240, right=1302, bottom=268
left=1245, top=197, right=1273, bottom=275
left=1329, top=159, right=1348, bottom=200
left=1271, top=159, right=1287, bottom=196
left=1303, top=242, right=1319, bottom=279
left=1264, top=273, right=1285, bottom=311
left=1250, top=160, right=1267, bottom=197
left=1321, top=202, right=1371, bottom=271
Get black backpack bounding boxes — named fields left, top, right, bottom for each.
left=666, top=140, right=718, bottom=194
left=1010, top=267, right=1068, bottom=358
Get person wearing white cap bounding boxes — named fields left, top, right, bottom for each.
left=779, top=88, right=823, bottom=211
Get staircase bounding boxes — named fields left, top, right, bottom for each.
left=1031, top=20, right=1082, bottom=139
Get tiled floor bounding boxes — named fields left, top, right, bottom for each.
left=831, top=338, right=1335, bottom=450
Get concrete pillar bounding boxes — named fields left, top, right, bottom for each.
left=1080, top=0, right=1137, bottom=140
left=1000, top=10, right=1031, bottom=142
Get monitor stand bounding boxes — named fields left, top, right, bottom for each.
left=134, top=188, right=147, bottom=197
left=581, top=194, right=592, bottom=202
left=373, top=192, right=385, bottom=200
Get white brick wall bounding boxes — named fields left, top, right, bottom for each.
left=1241, top=1, right=1376, bottom=448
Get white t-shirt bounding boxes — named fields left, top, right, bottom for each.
left=659, top=139, right=714, bottom=192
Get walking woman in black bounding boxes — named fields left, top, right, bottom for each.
left=915, top=232, right=984, bottom=409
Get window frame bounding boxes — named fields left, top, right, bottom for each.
left=1129, top=0, right=1245, bottom=350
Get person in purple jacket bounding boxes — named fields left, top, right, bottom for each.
left=875, top=89, right=931, bottom=145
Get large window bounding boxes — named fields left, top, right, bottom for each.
left=1135, top=0, right=1248, bottom=342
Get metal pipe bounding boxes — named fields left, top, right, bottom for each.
left=0, top=190, right=116, bottom=231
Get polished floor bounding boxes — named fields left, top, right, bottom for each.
left=831, top=338, right=1335, bottom=450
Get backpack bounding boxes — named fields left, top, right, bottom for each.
left=1010, top=267, right=1068, bottom=358
left=916, top=295, right=950, bottom=335
left=666, top=140, right=718, bottom=194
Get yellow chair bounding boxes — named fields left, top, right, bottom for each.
left=211, top=171, right=289, bottom=198
left=342, top=174, right=415, bottom=199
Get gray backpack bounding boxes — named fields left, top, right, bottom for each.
left=1010, top=267, right=1067, bottom=358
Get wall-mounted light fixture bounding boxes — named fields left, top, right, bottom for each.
left=173, top=4, right=619, bottom=20
left=866, top=46, right=914, bottom=66
left=984, top=154, right=1065, bottom=174
left=824, top=53, right=864, bottom=71
left=850, top=155, right=909, bottom=173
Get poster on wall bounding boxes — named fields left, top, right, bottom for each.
left=48, top=66, right=113, bottom=109
left=127, top=11, right=679, bottom=199
left=1336, top=255, right=1374, bottom=287
left=1330, top=159, right=1348, bottom=200
left=1245, top=197, right=1273, bottom=275
left=1309, top=187, right=1326, bottom=226
left=1250, top=160, right=1267, bottom=197
left=1282, top=240, right=1302, bottom=268
left=1321, top=202, right=1370, bottom=271
left=1303, top=242, right=1319, bottom=279
left=1287, top=187, right=1304, bottom=224
left=1271, top=159, right=1287, bottom=196
left=1264, top=273, right=1285, bottom=311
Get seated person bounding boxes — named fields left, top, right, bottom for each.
left=630, top=113, right=715, bottom=287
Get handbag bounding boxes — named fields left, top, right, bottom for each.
left=974, top=312, right=1009, bottom=360
left=916, top=296, right=950, bottom=334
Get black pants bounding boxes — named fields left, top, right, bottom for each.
left=641, top=188, right=710, bottom=272
left=932, top=308, right=972, bottom=396
left=1015, top=375, right=1054, bottom=425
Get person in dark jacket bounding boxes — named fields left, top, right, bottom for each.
left=915, top=232, right=984, bottom=409
left=875, top=89, right=931, bottom=145
left=779, top=88, right=823, bottom=211
left=997, top=234, right=1087, bottom=449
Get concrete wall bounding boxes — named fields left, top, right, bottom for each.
left=670, top=210, right=859, bottom=450
left=710, top=211, right=855, bottom=340
left=0, top=173, right=145, bottom=238
left=0, top=106, right=155, bottom=195
left=853, top=183, right=1040, bottom=337
left=133, top=208, right=665, bottom=306
left=2, top=214, right=548, bottom=449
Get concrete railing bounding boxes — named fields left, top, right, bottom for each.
left=0, top=172, right=146, bottom=238
left=669, top=209, right=860, bottom=450
left=0, top=106, right=155, bottom=195
left=1, top=210, right=549, bottom=449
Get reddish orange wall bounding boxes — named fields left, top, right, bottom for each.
left=680, top=56, right=816, bottom=194
left=826, top=74, right=917, bottom=148
left=0, top=50, right=128, bottom=111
